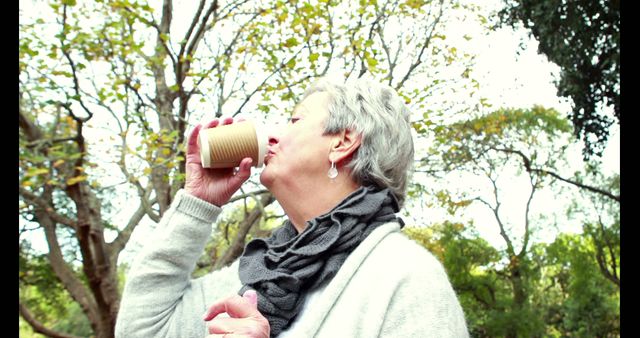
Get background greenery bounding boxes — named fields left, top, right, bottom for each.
left=19, top=0, right=619, bottom=337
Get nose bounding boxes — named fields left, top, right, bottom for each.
left=266, top=121, right=284, bottom=147
left=268, top=134, right=279, bottom=147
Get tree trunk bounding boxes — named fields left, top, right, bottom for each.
left=66, top=182, right=121, bottom=338
left=506, top=257, right=527, bottom=338
left=214, top=193, right=276, bottom=270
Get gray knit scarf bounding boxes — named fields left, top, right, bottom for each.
left=237, top=185, right=404, bottom=337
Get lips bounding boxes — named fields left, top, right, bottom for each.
left=264, top=150, right=276, bottom=164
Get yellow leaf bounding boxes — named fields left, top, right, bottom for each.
left=143, top=168, right=152, bottom=175
left=53, top=159, right=65, bottom=167
left=66, top=175, right=87, bottom=186
left=26, top=168, right=49, bottom=177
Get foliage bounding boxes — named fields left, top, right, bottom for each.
left=405, top=222, right=546, bottom=337
left=414, top=105, right=618, bottom=336
left=567, top=170, right=620, bottom=287
left=430, top=106, right=572, bottom=171
left=498, top=0, right=620, bottom=160
left=19, top=243, right=93, bottom=337
left=20, top=0, right=480, bottom=335
left=193, top=196, right=283, bottom=277
left=542, top=234, right=620, bottom=336
left=406, top=222, right=619, bottom=337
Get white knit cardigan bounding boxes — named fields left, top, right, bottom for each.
left=115, top=189, right=469, bottom=338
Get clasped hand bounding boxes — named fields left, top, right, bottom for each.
left=203, top=289, right=270, bottom=338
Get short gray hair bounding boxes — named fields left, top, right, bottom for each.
left=303, top=77, right=415, bottom=208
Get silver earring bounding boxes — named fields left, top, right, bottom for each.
left=328, top=161, right=338, bottom=179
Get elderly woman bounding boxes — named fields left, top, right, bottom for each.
left=115, top=77, right=469, bottom=337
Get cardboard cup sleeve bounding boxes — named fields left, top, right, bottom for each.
left=198, top=121, right=267, bottom=168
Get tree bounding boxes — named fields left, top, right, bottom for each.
left=19, top=0, right=481, bottom=336
left=418, top=105, right=619, bottom=336
left=541, top=233, right=619, bottom=336
left=422, top=106, right=576, bottom=337
left=498, top=0, right=620, bottom=160
left=567, top=170, right=619, bottom=288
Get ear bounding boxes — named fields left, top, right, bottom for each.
left=329, top=129, right=362, bottom=165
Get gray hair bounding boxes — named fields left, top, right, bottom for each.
left=303, top=77, right=415, bottom=208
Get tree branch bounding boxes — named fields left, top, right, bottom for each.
left=60, top=5, right=93, bottom=122
left=19, top=187, right=78, bottom=230
left=473, top=166, right=515, bottom=256
left=180, top=0, right=219, bottom=84
left=357, top=1, right=386, bottom=78
left=519, top=172, right=537, bottom=257
left=108, top=197, right=157, bottom=267
left=395, top=0, right=445, bottom=90
left=19, top=302, right=83, bottom=338
left=187, top=9, right=262, bottom=98
left=19, top=111, right=43, bottom=142
left=228, top=189, right=270, bottom=203
left=493, top=147, right=620, bottom=202
left=594, top=213, right=620, bottom=287
left=38, top=209, right=99, bottom=328
left=213, top=193, right=275, bottom=270
left=178, top=0, right=207, bottom=60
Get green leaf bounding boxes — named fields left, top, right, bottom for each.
left=283, top=37, right=299, bottom=48
left=258, top=104, right=270, bottom=113
left=365, top=56, right=378, bottom=69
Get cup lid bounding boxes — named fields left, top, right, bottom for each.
left=255, top=122, right=267, bottom=168
left=199, top=132, right=212, bottom=167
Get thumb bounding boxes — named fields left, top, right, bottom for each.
left=242, top=289, right=258, bottom=309
left=229, top=158, right=253, bottom=187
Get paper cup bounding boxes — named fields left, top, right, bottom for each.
left=198, top=121, right=267, bottom=168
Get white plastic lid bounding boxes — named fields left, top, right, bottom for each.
left=255, top=122, right=267, bottom=168
left=199, top=131, right=212, bottom=168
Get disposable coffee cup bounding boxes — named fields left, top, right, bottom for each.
left=198, top=120, right=267, bottom=168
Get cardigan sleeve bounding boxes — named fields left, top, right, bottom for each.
left=115, top=189, right=239, bottom=338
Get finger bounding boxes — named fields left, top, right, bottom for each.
left=187, top=124, right=203, bottom=155
left=207, top=317, right=252, bottom=334
left=242, top=289, right=258, bottom=309
left=203, top=294, right=258, bottom=321
left=205, top=119, right=220, bottom=129
left=228, top=158, right=252, bottom=189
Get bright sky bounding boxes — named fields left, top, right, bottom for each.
left=456, top=0, right=618, bottom=248
left=401, top=0, right=619, bottom=251
left=19, top=0, right=619, bottom=261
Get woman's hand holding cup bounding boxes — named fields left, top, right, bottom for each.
left=185, top=118, right=253, bottom=206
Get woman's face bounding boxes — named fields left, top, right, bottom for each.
left=260, top=92, right=335, bottom=191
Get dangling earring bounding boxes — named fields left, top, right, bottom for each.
left=328, top=160, right=338, bottom=180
